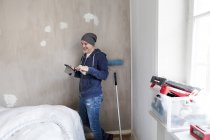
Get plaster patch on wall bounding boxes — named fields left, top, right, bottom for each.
left=44, top=25, right=51, bottom=33
left=83, top=13, right=99, bottom=26
left=59, top=22, right=68, bottom=30
left=0, top=29, right=2, bottom=36
left=4, top=94, right=17, bottom=107
left=40, top=40, right=47, bottom=47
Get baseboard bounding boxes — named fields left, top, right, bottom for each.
left=106, top=129, right=131, bottom=135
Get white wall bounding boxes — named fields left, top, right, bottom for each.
left=157, top=1, right=188, bottom=139
left=131, top=0, right=158, bottom=139
left=131, top=0, right=188, bottom=140
left=158, top=0, right=188, bottom=82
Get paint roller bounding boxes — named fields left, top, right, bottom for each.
left=108, top=59, right=123, bottom=140
left=108, top=59, right=124, bottom=66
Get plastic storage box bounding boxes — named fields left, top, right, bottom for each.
left=151, top=93, right=210, bottom=132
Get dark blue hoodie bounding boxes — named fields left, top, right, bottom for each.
left=75, top=49, right=109, bottom=98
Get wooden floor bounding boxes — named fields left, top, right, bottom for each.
left=85, top=127, right=132, bottom=140
left=113, top=134, right=132, bottom=140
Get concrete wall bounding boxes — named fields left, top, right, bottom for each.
left=0, top=0, right=131, bottom=131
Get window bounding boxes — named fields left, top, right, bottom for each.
left=190, top=0, right=210, bottom=92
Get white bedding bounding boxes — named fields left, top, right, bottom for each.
left=0, top=105, right=85, bottom=140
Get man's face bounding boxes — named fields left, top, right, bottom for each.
left=81, top=40, right=94, bottom=54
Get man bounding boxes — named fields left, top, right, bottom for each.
left=72, top=33, right=113, bottom=140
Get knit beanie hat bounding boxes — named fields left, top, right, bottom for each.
left=81, top=33, right=97, bottom=46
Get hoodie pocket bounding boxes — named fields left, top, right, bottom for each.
left=80, top=78, right=91, bottom=91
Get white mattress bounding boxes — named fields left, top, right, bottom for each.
left=0, top=105, right=85, bottom=140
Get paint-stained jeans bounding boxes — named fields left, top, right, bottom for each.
left=79, top=95, right=104, bottom=140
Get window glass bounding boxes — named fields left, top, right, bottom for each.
left=194, top=0, right=210, bottom=16
left=191, top=1, right=210, bottom=92
left=193, top=15, right=210, bottom=64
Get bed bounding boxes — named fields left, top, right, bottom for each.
left=0, top=105, right=85, bottom=140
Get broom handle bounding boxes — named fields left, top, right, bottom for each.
left=114, top=72, right=122, bottom=140
left=114, top=72, right=118, bottom=85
